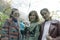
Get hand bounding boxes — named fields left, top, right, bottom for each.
left=46, top=36, right=53, bottom=40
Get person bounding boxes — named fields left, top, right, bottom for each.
left=1, top=8, right=20, bottom=40
left=20, top=19, right=25, bottom=40
left=25, top=10, right=40, bottom=40
left=39, top=8, right=60, bottom=40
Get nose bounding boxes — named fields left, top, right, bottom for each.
left=43, top=14, right=46, bottom=17
left=30, top=16, right=34, bottom=18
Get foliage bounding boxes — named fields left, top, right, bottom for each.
left=0, top=12, right=9, bottom=29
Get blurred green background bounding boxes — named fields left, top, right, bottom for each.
left=0, top=0, right=11, bottom=29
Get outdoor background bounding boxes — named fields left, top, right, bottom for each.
left=0, top=0, right=60, bottom=28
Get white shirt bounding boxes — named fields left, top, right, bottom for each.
left=42, top=21, right=51, bottom=40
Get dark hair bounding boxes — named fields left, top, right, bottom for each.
left=40, top=8, right=50, bottom=14
left=28, top=10, right=39, bottom=22
left=10, top=8, right=18, bottom=18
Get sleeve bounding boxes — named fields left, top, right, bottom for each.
left=53, top=21, right=60, bottom=40
left=1, top=20, right=9, bottom=38
left=48, top=20, right=60, bottom=40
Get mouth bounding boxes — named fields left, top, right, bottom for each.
left=43, top=17, right=46, bottom=19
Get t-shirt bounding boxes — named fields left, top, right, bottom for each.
left=42, top=21, right=51, bottom=40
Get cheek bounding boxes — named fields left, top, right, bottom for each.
left=31, top=16, right=36, bottom=19
left=34, top=16, right=36, bottom=19
left=46, top=14, right=49, bottom=18
left=43, top=15, right=48, bottom=19
left=29, top=16, right=36, bottom=20
left=44, top=14, right=48, bottom=17
left=30, top=16, right=33, bottom=19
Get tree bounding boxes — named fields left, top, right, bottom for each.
left=0, top=0, right=11, bottom=15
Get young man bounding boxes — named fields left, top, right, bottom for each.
left=39, top=8, right=60, bottom=40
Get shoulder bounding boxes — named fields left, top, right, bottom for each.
left=51, top=20, right=60, bottom=24
left=35, top=23, right=41, bottom=29
left=4, top=19, right=9, bottom=24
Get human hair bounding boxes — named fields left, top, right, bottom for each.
left=28, top=10, right=39, bottom=22
left=10, top=8, right=19, bottom=18
left=40, top=8, right=50, bottom=14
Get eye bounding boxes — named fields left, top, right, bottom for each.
left=14, top=13, right=19, bottom=17
left=32, top=15, right=35, bottom=16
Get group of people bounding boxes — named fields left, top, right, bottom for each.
left=1, top=8, right=60, bottom=40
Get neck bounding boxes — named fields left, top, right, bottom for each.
left=45, top=17, right=52, bottom=21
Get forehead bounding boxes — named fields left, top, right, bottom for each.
left=30, top=12, right=36, bottom=16
left=13, top=11, right=19, bottom=16
left=41, top=10, right=49, bottom=14
left=42, top=10, right=48, bottom=13
left=14, top=10, right=19, bottom=13
left=32, top=12, right=36, bottom=15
